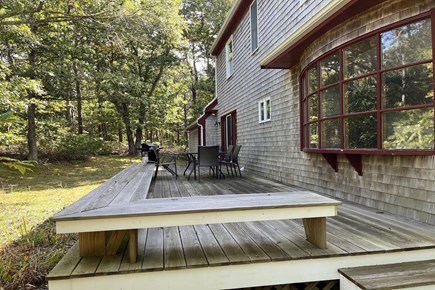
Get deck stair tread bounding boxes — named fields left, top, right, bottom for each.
left=339, top=260, right=435, bottom=290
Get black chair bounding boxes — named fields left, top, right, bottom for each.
left=150, top=147, right=178, bottom=180
left=220, top=144, right=242, bottom=177
left=197, top=145, right=220, bottom=182
left=219, top=145, right=234, bottom=176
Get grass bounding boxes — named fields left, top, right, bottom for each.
left=0, top=155, right=138, bottom=290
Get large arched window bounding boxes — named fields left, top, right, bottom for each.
left=301, top=16, right=435, bottom=155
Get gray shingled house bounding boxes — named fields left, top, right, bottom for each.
left=48, top=1, right=435, bottom=289
left=194, top=0, right=435, bottom=226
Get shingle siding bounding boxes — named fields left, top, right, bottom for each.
left=213, top=0, right=435, bottom=225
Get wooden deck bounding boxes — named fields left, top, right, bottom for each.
left=47, top=168, right=435, bottom=290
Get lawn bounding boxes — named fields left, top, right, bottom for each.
left=0, top=155, right=138, bottom=289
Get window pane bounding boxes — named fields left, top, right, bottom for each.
left=309, top=123, right=318, bottom=148
left=266, top=99, right=271, bottom=120
left=320, top=52, right=339, bottom=87
left=343, top=36, right=377, bottom=79
left=382, top=63, right=434, bottom=108
left=344, top=76, right=377, bottom=113
left=226, top=39, right=234, bottom=77
left=308, top=67, right=318, bottom=94
left=308, top=94, right=318, bottom=121
left=383, top=108, right=434, bottom=149
left=250, top=0, right=258, bottom=51
left=260, top=102, right=264, bottom=121
left=382, top=18, right=432, bottom=69
left=321, top=85, right=340, bottom=117
left=303, top=99, right=308, bottom=122
left=321, top=119, right=340, bottom=148
left=344, top=114, right=377, bottom=148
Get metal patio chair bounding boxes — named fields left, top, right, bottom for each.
left=150, top=147, right=178, bottom=180
left=197, top=145, right=220, bottom=182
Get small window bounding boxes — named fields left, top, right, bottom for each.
left=226, top=37, right=234, bottom=78
left=259, top=98, right=271, bottom=123
left=250, top=0, right=258, bottom=52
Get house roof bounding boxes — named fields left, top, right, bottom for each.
left=197, top=98, right=218, bottom=125
left=210, top=0, right=254, bottom=56
left=260, top=0, right=388, bottom=69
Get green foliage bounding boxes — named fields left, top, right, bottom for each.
left=57, top=134, right=105, bottom=161
left=0, top=157, right=34, bottom=174
left=0, top=0, right=232, bottom=159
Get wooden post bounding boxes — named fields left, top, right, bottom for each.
left=79, top=232, right=106, bottom=256
left=106, top=230, right=128, bottom=255
left=129, top=229, right=138, bottom=263
left=302, top=217, right=327, bottom=249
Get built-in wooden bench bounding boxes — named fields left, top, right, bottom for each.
left=339, top=260, right=435, bottom=290
left=52, top=163, right=155, bottom=263
left=53, top=184, right=341, bottom=263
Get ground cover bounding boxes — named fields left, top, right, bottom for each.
left=0, top=155, right=137, bottom=290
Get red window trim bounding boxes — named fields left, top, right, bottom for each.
left=300, top=12, right=435, bottom=156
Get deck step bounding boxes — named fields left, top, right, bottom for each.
left=338, top=260, right=435, bottom=290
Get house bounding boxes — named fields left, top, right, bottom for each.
left=47, top=1, right=435, bottom=289
left=195, top=0, right=435, bottom=226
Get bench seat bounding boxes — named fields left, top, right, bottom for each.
left=53, top=190, right=341, bottom=263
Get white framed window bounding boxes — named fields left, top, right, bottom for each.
left=258, top=98, right=271, bottom=123
left=225, top=37, right=234, bottom=78
left=250, top=0, right=258, bottom=52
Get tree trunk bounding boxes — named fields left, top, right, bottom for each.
left=73, top=62, right=83, bottom=134
left=119, top=102, right=135, bottom=155
left=134, top=101, right=146, bottom=152
left=118, top=125, right=123, bottom=143
left=27, top=101, right=38, bottom=161
left=66, top=101, right=74, bottom=130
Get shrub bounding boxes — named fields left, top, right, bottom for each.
left=57, top=134, right=104, bottom=161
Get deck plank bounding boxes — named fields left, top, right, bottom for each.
left=96, top=237, right=127, bottom=274
left=71, top=256, right=102, bottom=277
left=119, top=229, right=147, bottom=272
left=142, top=227, right=164, bottom=271
left=193, top=224, right=230, bottom=266
left=179, top=225, right=208, bottom=268
left=339, top=260, right=435, bottom=290
left=251, top=221, right=311, bottom=259
left=223, top=223, right=271, bottom=263
left=164, top=226, right=186, bottom=269
left=236, top=222, right=291, bottom=261
left=208, top=223, right=251, bottom=264
left=46, top=242, right=81, bottom=280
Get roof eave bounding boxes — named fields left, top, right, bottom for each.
left=210, top=0, right=254, bottom=56
left=260, top=0, right=389, bottom=69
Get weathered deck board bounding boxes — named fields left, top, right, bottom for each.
left=339, top=260, right=435, bottom=290
left=179, top=225, right=208, bottom=268
left=48, top=170, right=435, bottom=282
left=164, top=226, right=186, bottom=269
left=193, top=224, right=230, bottom=266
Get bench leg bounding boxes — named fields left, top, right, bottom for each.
left=129, top=229, right=138, bottom=263
left=302, top=217, right=327, bottom=249
left=79, top=231, right=106, bottom=256
left=106, top=230, right=128, bottom=255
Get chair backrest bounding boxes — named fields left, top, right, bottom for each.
left=223, top=145, right=234, bottom=162
left=198, top=146, right=219, bottom=167
left=231, top=145, right=242, bottom=162
left=148, top=146, right=160, bottom=162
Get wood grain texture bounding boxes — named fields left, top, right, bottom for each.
left=339, top=260, right=435, bottom=290
left=48, top=171, right=435, bottom=283
left=79, top=232, right=106, bottom=256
